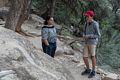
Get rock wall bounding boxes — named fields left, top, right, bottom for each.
left=0, top=26, right=74, bottom=80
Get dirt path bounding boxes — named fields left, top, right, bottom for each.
left=55, top=53, right=101, bottom=80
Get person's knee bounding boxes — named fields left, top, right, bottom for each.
left=90, top=56, right=96, bottom=59
left=83, top=57, right=89, bottom=61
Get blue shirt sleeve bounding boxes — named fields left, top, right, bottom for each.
left=90, top=22, right=101, bottom=38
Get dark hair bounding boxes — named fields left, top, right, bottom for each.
left=44, top=16, right=51, bottom=25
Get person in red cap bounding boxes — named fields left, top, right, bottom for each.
left=81, top=10, right=101, bottom=78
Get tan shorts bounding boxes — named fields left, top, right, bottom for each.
left=83, top=44, right=96, bottom=57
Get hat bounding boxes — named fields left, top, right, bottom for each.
left=84, top=10, right=95, bottom=17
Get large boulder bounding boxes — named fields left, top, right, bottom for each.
left=21, top=14, right=63, bottom=36
left=0, top=27, right=75, bottom=80
left=29, top=14, right=44, bottom=24
left=70, top=41, right=83, bottom=52
left=21, top=14, right=44, bottom=36
left=56, top=39, right=75, bottom=56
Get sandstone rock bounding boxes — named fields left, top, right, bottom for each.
left=63, top=46, right=74, bottom=55
left=21, top=14, right=45, bottom=36
left=102, top=73, right=118, bottom=80
left=70, top=41, right=83, bottom=52
left=21, top=20, right=41, bottom=36
left=27, top=37, right=42, bottom=50
left=96, top=68, right=107, bottom=75
left=0, top=26, right=75, bottom=80
left=29, top=14, right=44, bottom=24
left=55, top=53, right=101, bottom=80
left=29, top=14, right=44, bottom=29
left=55, top=24, right=62, bottom=34
left=56, top=39, right=74, bottom=56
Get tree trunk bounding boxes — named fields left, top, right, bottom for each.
left=5, top=0, right=31, bottom=32
left=50, top=0, right=56, bottom=17
left=41, top=0, right=56, bottom=18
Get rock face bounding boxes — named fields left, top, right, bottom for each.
left=102, top=73, right=119, bottom=80
left=21, top=14, right=44, bottom=37
left=0, top=27, right=74, bottom=80
left=21, top=14, right=62, bottom=36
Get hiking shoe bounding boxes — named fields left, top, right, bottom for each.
left=81, top=69, right=91, bottom=75
left=88, top=70, right=96, bottom=78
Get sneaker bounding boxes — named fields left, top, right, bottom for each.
left=88, top=70, right=96, bottom=78
left=81, top=69, right=91, bottom=75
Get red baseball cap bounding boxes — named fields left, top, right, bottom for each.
left=84, top=10, right=95, bottom=17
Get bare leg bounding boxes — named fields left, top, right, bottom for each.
left=91, top=56, right=96, bottom=70
left=83, top=57, right=90, bottom=69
